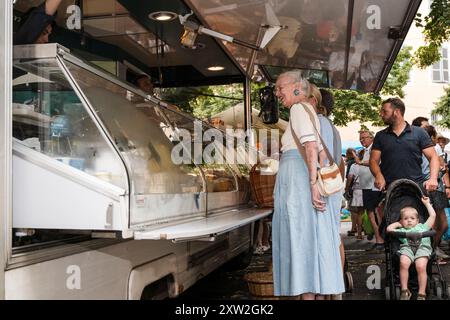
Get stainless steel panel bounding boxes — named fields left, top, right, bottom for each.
left=13, top=43, right=69, bottom=60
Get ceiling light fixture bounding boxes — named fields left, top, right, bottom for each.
left=208, top=66, right=225, bottom=71
left=148, top=11, right=178, bottom=22
left=178, top=11, right=283, bottom=51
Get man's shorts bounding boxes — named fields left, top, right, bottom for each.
left=362, top=189, right=383, bottom=211
left=398, top=243, right=432, bottom=263
left=429, top=190, right=449, bottom=210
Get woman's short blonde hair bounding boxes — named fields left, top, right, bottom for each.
left=309, top=84, right=323, bottom=114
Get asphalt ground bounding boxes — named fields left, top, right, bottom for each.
left=177, top=221, right=450, bottom=300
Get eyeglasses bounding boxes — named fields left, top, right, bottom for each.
left=359, top=136, right=372, bottom=141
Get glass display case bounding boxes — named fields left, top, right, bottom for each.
left=12, top=44, right=256, bottom=238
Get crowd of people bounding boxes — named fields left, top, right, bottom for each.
left=270, top=70, right=450, bottom=300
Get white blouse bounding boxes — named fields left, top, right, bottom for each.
left=281, top=102, right=323, bottom=153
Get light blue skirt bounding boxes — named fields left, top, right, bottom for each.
left=272, top=149, right=345, bottom=296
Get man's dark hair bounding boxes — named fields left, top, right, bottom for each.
left=423, top=125, right=437, bottom=139
left=319, top=88, right=334, bottom=116
left=382, top=97, right=405, bottom=116
left=412, top=116, right=429, bottom=127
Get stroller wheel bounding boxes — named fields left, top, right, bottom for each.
left=395, top=287, right=401, bottom=300
left=385, top=286, right=391, bottom=300
left=436, top=286, right=443, bottom=299
left=436, top=283, right=443, bottom=299
left=432, top=278, right=443, bottom=299
left=344, top=271, right=353, bottom=293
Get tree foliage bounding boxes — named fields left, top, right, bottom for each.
left=414, top=0, right=450, bottom=68
left=160, top=47, right=413, bottom=128
left=432, top=86, right=450, bottom=129
left=160, top=85, right=243, bottom=117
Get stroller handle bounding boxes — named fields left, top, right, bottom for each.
left=387, top=230, right=436, bottom=240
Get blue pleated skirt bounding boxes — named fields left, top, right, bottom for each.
left=272, top=149, right=345, bottom=296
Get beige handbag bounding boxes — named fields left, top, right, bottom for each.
left=289, top=104, right=344, bottom=197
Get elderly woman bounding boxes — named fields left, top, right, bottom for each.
left=272, top=71, right=344, bottom=299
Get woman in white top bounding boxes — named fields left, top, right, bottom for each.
left=271, top=70, right=344, bottom=299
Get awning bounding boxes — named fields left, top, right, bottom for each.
left=134, top=207, right=272, bottom=241
left=13, top=0, right=422, bottom=91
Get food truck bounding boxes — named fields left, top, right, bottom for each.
left=0, top=0, right=421, bottom=299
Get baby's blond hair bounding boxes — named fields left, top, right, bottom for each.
left=400, top=206, right=419, bottom=219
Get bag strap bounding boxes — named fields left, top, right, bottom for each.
left=289, top=120, right=308, bottom=163
left=300, top=103, right=336, bottom=165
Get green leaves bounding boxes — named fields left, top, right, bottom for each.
left=331, top=89, right=383, bottom=127
left=432, top=86, right=450, bottom=129
left=414, top=0, right=450, bottom=68
left=159, top=45, right=414, bottom=129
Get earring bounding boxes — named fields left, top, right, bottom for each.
left=294, top=89, right=300, bottom=96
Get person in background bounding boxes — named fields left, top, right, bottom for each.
left=354, top=130, right=384, bottom=251
left=14, top=0, right=62, bottom=45
left=135, top=74, right=154, bottom=96
left=422, top=126, right=449, bottom=262
left=437, top=135, right=449, bottom=163
left=253, top=137, right=278, bottom=255
left=344, top=148, right=358, bottom=236
left=310, top=87, right=346, bottom=290
left=370, top=98, right=439, bottom=194
left=345, top=158, right=364, bottom=240
left=412, top=116, right=429, bottom=128
left=272, top=70, right=344, bottom=299
left=345, top=147, right=356, bottom=180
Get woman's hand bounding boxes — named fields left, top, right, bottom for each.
left=311, top=184, right=326, bottom=212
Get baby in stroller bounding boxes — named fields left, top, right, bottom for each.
left=382, top=179, right=449, bottom=300
left=386, top=193, right=436, bottom=300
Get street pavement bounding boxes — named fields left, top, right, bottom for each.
left=177, top=221, right=450, bottom=300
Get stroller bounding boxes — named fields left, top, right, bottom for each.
left=382, top=179, right=450, bottom=300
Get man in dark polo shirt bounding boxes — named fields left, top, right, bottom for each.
left=369, top=98, right=439, bottom=193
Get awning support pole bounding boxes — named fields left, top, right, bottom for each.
left=243, top=77, right=254, bottom=146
